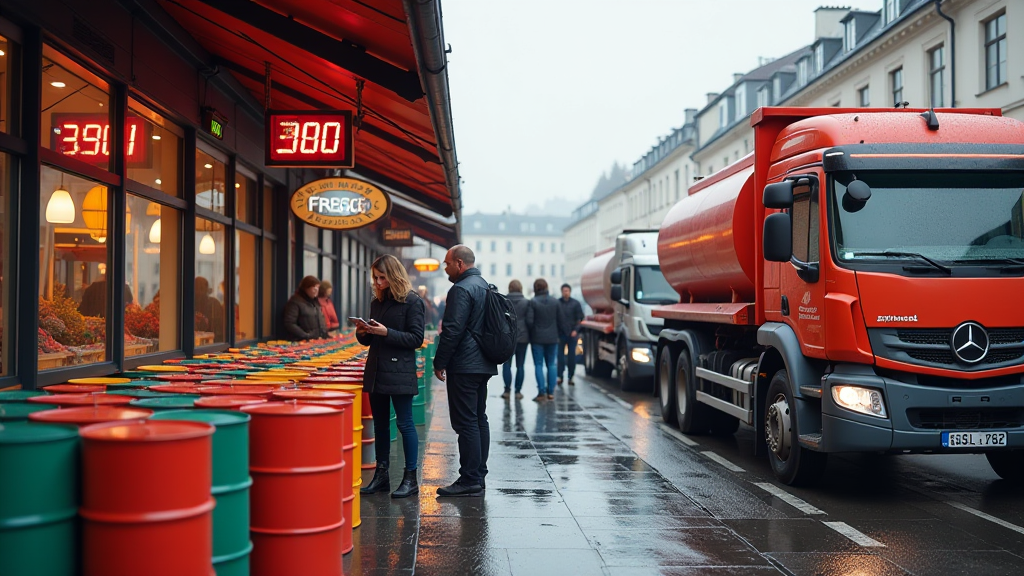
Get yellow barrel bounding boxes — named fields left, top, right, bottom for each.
left=310, top=384, right=363, bottom=528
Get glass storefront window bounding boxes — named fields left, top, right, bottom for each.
left=0, top=153, right=10, bottom=374
left=262, top=238, right=274, bottom=338
left=195, top=149, right=226, bottom=215
left=127, top=101, right=182, bottom=197
left=323, top=231, right=334, bottom=255
left=304, top=223, right=318, bottom=247
left=42, top=47, right=112, bottom=171
left=322, top=258, right=333, bottom=288
left=195, top=218, right=226, bottom=345
left=235, top=230, right=257, bottom=341
left=1, top=34, right=12, bottom=135
left=125, top=195, right=180, bottom=355
left=304, top=250, right=318, bottom=278
left=39, top=167, right=110, bottom=369
left=236, top=170, right=257, bottom=225
left=263, top=183, right=274, bottom=232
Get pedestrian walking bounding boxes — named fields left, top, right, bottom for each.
left=501, top=280, right=530, bottom=400
left=432, top=245, right=497, bottom=497
left=282, top=275, right=328, bottom=341
left=357, top=255, right=425, bottom=498
left=318, top=280, right=340, bottom=333
left=525, top=278, right=561, bottom=401
left=556, top=283, right=585, bottom=386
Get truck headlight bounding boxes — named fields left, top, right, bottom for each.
left=630, top=348, right=651, bottom=363
left=831, top=385, right=887, bottom=418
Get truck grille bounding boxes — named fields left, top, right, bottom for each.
left=869, top=327, right=1024, bottom=371
left=906, top=408, right=1024, bottom=430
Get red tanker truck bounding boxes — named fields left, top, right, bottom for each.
left=653, top=106, right=1024, bottom=485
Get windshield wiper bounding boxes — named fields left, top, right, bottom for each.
left=851, top=251, right=952, bottom=274
left=952, top=257, right=1024, bottom=272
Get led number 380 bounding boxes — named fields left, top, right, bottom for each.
left=265, top=110, right=355, bottom=168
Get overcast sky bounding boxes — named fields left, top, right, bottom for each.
left=442, top=0, right=860, bottom=216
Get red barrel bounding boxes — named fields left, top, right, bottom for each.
left=155, top=374, right=209, bottom=382
left=79, top=420, right=215, bottom=576
left=199, top=385, right=275, bottom=398
left=43, top=384, right=106, bottom=394
left=193, top=395, right=268, bottom=410
left=27, top=394, right=135, bottom=407
left=148, top=384, right=216, bottom=395
left=29, top=406, right=153, bottom=426
left=242, top=403, right=344, bottom=576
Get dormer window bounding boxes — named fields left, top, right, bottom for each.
left=718, top=98, right=729, bottom=128
left=773, top=77, right=782, bottom=101
left=797, top=59, right=809, bottom=85
left=757, top=85, right=770, bottom=107
left=885, top=0, right=898, bottom=23
left=844, top=18, right=857, bottom=51
left=473, top=221, right=482, bottom=230
left=734, top=84, right=747, bottom=121
left=814, top=44, right=825, bottom=74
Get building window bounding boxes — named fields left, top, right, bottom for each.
left=551, top=242, right=556, bottom=253
left=527, top=264, right=533, bottom=276
left=235, top=168, right=258, bottom=225
left=127, top=101, right=183, bottom=197
left=757, top=85, right=770, bottom=108
left=929, top=45, right=945, bottom=107
left=506, top=241, right=512, bottom=252
left=561, top=265, right=565, bottom=277
left=540, top=242, right=545, bottom=253
left=196, top=149, right=227, bottom=215
left=734, top=83, right=747, bottom=120
left=498, top=222, right=506, bottom=230
left=41, top=47, right=113, bottom=171
left=125, top=195, right=181, bottom=355
left=475, top=240, right=482, bottom=252
left=235, top=230, right=258, bottom=341
left=984, top=13, right=1007, bottom=90
left=540, top=264, right=545, bottom=276
left=490, top=263, right=496, bottom=276
left=858, top=85, right=870, bottom=107
left=506, top=263, right=512, bottom=276
left=527, top=242, right=532, bottom=253
left=473, top=220, right=481, bottom=230
left=196, top=218, right=227, bottom=344
left=797, top=59, right=809, bottom=85
left=674, top=170, right=680, bottom=201
left=845, top=19, right=857, bottom=52
left=560, top=242, right=564, bottom=253
left=490, top=240, right=496, bottom=252
left=814, top=44, right=825, bottom=74
left=885, top=0, right=898, bottom=24
left=890, top=67, right=903, bottom=106
left=718, top=99, right=729, bottom=128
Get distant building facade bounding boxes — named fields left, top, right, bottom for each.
left=462, top=212, right=571, bottom=296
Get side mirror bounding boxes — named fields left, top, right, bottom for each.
left=763, top=212, right=793, bottom=262
left=610, top=284, right=624, bottom=304
left=610, top=269, right=622, bottom=285
left=763, top=181, right=794, bottom=209
left=842, top=180, right=872, bottom=213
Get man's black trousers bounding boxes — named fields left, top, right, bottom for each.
left=446, top=372, right=491, bottom=485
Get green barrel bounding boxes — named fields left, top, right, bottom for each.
left=0, top=403, right=59, bottom=422
left=0, top=391, right=49, bottom=402
left=102, top=382, right=148, bottom=391
left=0, top=422, right=80, bottom=576
left=389, top=404, right=398, bottom=442
left=127, top=379, right=166, bottom=388
left=105, top=389, right=176, bottom=399
left=129, top=395, right=198, bottom=411
left=151, top=409, right=252, bottom=576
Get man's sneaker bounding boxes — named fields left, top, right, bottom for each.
left=547, top=394, right=555, bottom=400
left=501, top=391, right=510, bottom=399
left=514, top=392, right=524, bottom=400
left=557, top=378, right=563, bottom=386
left=532, top=395, right=546, bottom=402
left=436, top=480, right=483, bottom=497
left=569, top=379, right=575, bottom=386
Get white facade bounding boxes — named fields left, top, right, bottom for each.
left=462, top=212, right=570, bottom=296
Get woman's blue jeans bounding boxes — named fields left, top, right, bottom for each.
left=531, top=343, right=558, bottom=395
left=502, top=342, right=529, bottom=392
left=369, top=392, right=418, bottom=471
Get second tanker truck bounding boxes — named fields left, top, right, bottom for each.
left=653, top=106, right=1024, bottom=485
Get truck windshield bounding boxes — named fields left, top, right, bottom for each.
left=831, top=171, right=1024, bottom=266
left=634, top=266, right=678, bottom=304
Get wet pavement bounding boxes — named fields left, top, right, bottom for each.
left=345, top=371, right=1024, bottom=576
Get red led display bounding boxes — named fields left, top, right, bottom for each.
left=50, top=114, right=151, bottom=168
left=265, top=110, right=355, bottom=168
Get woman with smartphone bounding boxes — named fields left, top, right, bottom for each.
left=357, top=254, right=425, bottom=498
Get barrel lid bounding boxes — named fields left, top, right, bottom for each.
left=67, top=377, right=132, bottom=385
left=155, top=373, right=207, bottom=382
left=273, top=389, right=354, bottom=400
left=241, top=401, right=340, bottom=416
left=302, top=376, right=362, bottom=383
left=148, top=384, right=217, bottom=394
left=0, top=421, right=79, bottom=443
left=151, top=409, right=250, bottom=426
left=194, top=395, right=267, bottom=409
left=29, top=394, right=135, bottom=406
left=130, top=396, right=198, bottom=408
left=80, top=419, right=214, bottom=441
left=310, top=384, right=362, bottom=391
left=29, top=406, right=154, bottom=425
left=216, top=370, right=254, bottom=377
left=200, top=385, right=274, bottom=396
left=43, top=384, right=106, bottom=394
left=126, top=379, right=165, bottom=387
left=105, top=389, right=173, bottom=398
left=0, top=390, right=49, bottom=402
left=239, top=379, right=294, bottom=387
left=0, top=402, right=59, bottom=421
left=135, top=365, right=188, bottom=372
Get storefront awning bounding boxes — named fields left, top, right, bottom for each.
left=158, top=0, right=461, bottom=243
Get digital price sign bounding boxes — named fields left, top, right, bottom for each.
left=50, top=113, right=151, bottom=168
left=265, top=110, right=355, bottom=168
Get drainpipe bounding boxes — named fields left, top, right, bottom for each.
left=935, top=0, right=956, bottom=107
left=403, top=0, right=462, bottom=240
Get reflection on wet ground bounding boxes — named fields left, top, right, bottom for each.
left=345, top=376, right=1024, bottom=576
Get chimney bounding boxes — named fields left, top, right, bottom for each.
left=684, top=108, right=697, bottom=125
left=733, top=73, right=744, bottom=84
left=814, top=6, right=850, bottom=40
left=706, top=92, right=719, bottom=104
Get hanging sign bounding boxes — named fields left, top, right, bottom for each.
left=266, top=110, right=355, bottom=168
left=291, top=177, right=390, bottom=230
left=381, top=227, right=414, bottom=246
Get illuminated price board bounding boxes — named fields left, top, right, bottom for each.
left=50, top=113, right=151, bottom=168
left=265, top=110, right=355, bottom=168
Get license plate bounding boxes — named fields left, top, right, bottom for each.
left=941, top=431, right=1007, bottom=448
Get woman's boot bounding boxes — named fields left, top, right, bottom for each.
left=361, top=463, right=390, bottom=494
left=391, top=469, right=419, bottom=498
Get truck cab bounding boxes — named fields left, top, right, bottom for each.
left=611, top=247, right=676, bottom=386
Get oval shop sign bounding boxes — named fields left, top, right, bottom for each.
left=290, top=177, right=390, bottom=230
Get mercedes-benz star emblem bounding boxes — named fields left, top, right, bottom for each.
left=950, top=321, right=989, bottom=364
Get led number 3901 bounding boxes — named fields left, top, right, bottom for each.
left=275, top=121, right=343, bottom=155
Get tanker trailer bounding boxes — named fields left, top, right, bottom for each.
left=653, top=106, right=1024, bottom=486
left=581, top=231, right=677, bottom=391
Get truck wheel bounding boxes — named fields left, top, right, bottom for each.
left=986, top=451, right=1024, bottom=481
left=592, top=335, right=612, bottom=378
left=657, top=346, right=677, bottom=425
left=617, top=340, right=646, bottom=392
left=675, top=349, right=710, bottom=434
left=765, top=370, right=827, bottom=486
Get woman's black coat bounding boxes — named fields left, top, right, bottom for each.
left=283, top=293, right=328, bottom=341
left=356, top=291, right=426, bottom=395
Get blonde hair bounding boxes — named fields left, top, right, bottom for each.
left=371, top=254, right=413, bottom=302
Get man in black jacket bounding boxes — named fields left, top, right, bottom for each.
left=433, top=245, right=497, bottom=496
left=556, top=284, right=585, bottom=386
left=501, top=280, right=530, bottom=400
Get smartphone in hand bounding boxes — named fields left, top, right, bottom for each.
left=349, top=317, right=368, bottom=326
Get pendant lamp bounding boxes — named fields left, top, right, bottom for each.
left=149, top=218, right=162, bottom=244
left=45, top=175, right=76, bottom=224
left=199, top=233, right=216, bottom=255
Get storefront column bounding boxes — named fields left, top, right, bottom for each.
left=181, top=126, right=197, bottom=357
left=108, top=83, right=128, bottom=367
left=16, top=28, right=42, bottom=390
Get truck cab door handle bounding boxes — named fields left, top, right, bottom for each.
left=781, top=296, right=790, bottom=316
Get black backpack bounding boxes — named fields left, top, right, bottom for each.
left=472, top=284, right=518, bottom=364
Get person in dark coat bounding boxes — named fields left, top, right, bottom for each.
left=501, top=279, right=530, bottom=400
left=525, top=278, right=562, bottom=401
left=432, top=245, right=497, bottom=497
left=358, top=254, right=425, bottom=499
left=556, top=283, right=585, bottom=386
left=282, top=275, right=328, bottom=341
left=194, top=276, right=225, bottom=342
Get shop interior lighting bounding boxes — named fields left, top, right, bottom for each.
left=45, top=174, right=76, bottom=224
left=413, top=258, right=440, bottom=272
left=199, top=233, right=216, bottom=255
left=204, top=163, right=213, bottom=169
left=155, top=178, right=162, bottom=185
left=0, top=49, right=6, bottom=56
left=50, top=81, right=66, bottom=88
left=152, top=134, right=161, bottom=140
left=149, top=218, right=161, bottom=244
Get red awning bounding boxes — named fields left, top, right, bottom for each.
left=159, top=0, right=459, bottom=241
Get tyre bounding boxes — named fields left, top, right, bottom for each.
left=674, top=349, right=711, bottom=434
left=592, top=335, right=613, bottom=378
left=764, top=370, right=827, bottom=486
left=986, top=450, right=1024, bottom=481
left=617, top=340, right=647, bottom=392
left=657, top=345, right=677, bottom=425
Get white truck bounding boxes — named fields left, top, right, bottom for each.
left=580, top=230, right=679, bottom=391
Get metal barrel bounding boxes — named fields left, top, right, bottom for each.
left=79, top=420, right=215, bottom=576
left=308, top=383, right=364, bottom=527
left=412, top=370, right=427, bottom=426
left=0, top=421, right=80, bottom=576
left=129, top=396, right=199, bottom=411
left=0, top=390, right=50, bottom=402
left=103, top=389, right=176, bottom=398
left=242, top=402, right=344, bottom=576
left=152, top=410, right=253, bottom=576
left=29, top=406, right=154, bottom=427
left=0, top=402, right=59, bottom=422
left=194, top=395, right=268, bottom=411
left=389, top=404, right=398, bottom=443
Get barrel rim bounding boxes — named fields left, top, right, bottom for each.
left=80, top=419, right=214, bottom=442
left=0, top=420, right=79, bottom=443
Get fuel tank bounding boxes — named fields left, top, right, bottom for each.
left=580, top=249, right=616, bottom=312
left=657, top=162, right=756, bottom=302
